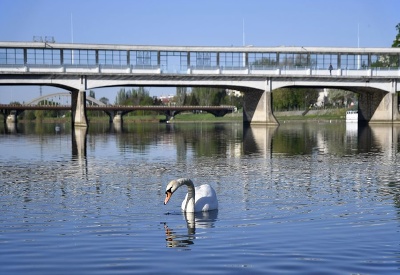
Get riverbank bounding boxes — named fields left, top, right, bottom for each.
left=275, top=108, right=347, bottom=122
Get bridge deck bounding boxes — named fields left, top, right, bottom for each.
left=0, top=41, right=399, bottom=77
left=0, top=104, right=235, bottom=112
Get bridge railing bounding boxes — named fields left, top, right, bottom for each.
left=0, top=63, right=399, bottom=77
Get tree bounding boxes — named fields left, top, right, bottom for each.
left=99, top=97, right=110, bottom=105
left=190, top=87, right=227, bottom=106
left=272, top=88, right=320, bottom=111
left=326, top=89, right=357, bottom=108
left=176, top=87, right=188, bottom=105
left=392, top=23, right=400, bottom=47
left=114, top=87, right=155, bottom=115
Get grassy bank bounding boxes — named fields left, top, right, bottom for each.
left=275, top=108, right=347, bottom=121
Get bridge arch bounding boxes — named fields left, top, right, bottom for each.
left=26, top=92, right=106, bottom=106
left=267, top=78, right=400, bottom=122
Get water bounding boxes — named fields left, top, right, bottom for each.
left=1, top=121, right=399, bottom=274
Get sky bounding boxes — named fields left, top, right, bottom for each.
left=0, top=0, right=399, bottom=103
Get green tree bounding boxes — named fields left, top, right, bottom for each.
left=392, top=23, right=400, bottom=47
left=326, top=89, right=357, bottom=108
left=114, top=87, right=155, bottom=115
left=99, top=97, right=110, bottom=105
left=176, top=87, right=188, bottom=105
left=273, top=88, right=320, bottom=111
left=190, top=87, right=227, bottom=106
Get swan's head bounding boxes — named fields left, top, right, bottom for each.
left=164, top=179, right=179, bottom=205
left=164, top=178, right=192, bottom=205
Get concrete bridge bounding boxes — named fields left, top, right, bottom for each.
left=0, top=41, right=399, bottom=127
left=0, top=99, right=235, bottom=124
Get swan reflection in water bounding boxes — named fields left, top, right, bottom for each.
left=163, top=210, right=218, bottom=248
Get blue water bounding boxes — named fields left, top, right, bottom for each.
left=0, top=122, right=399, bottom=274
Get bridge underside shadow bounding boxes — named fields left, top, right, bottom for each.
left=348, top=87, right=400, bottom=123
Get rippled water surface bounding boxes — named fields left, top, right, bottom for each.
left=1, top=121, right=399, bottom=274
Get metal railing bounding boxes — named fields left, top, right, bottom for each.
left=0, top=63, right=399, bottom=77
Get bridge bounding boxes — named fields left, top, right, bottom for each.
left=0, top=41, right=399, bottom=126
left=0, top=99, right=235, bottom=123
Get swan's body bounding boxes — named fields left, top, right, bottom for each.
left=164, top=178, right=218, bottom=212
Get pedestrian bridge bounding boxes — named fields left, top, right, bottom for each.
left=0, top=41, right=399, bottom=126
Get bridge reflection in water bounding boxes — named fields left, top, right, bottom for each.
left=3, top=122, right=400, bottom=162
left=3, top=120, right=400, bottom=185
left=65, top=122, right=400, bottom=163
left=243, top=123, right=400, bottom=159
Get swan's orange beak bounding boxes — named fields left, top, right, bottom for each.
left=164, top=191, right=172, bottom=205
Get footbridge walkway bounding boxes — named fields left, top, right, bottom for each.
left=0, top=41, right=399, bottom=126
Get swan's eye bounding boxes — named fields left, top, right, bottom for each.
left=166, top=188, right=172, bottom=194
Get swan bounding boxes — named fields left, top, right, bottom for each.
left=164, top=178, right=218, bottom=212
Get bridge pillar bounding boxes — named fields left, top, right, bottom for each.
left=71, top=90, right=88, bottom=127
left=243, top=87, right=278, bottom=125
left=358, top=86, right=400, bottom=123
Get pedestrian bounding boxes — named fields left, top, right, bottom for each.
left=329, top=63, right=333, bottom=75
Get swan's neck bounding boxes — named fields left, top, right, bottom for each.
left=180, top=179, right=195, bottom=212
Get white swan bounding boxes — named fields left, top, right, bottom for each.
left=164, top=178, right=218, bottom=212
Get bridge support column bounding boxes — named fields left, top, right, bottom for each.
left=243, top=87, right=278, bottom=125
left=358, top=87, right=400, bottom=123
left=71, top=90, right=88, bottom=127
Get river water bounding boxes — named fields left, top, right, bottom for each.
left=0, top=121, right=399, bottom=274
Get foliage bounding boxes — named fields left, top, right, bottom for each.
left=272, top=88, right=320, bottom=111
left=115, top=87, right=153, bottom=106
left=99, top=97, right=110, bottom=105
left=172, top=87, right=243, bottom=110
left=115, top=87, right=155, bottom=115
left=326, top=89, right=357, bottom=107
left=176, top=87, right=188, bottom=105
left=392, top=23, right=400, bottom=48
left=191, top=87, right=223, bottom=106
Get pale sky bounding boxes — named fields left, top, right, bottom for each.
left=0, top=0, right=399, bottom=103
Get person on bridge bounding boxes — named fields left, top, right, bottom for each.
left=329, top=64, right=333, bottom=75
